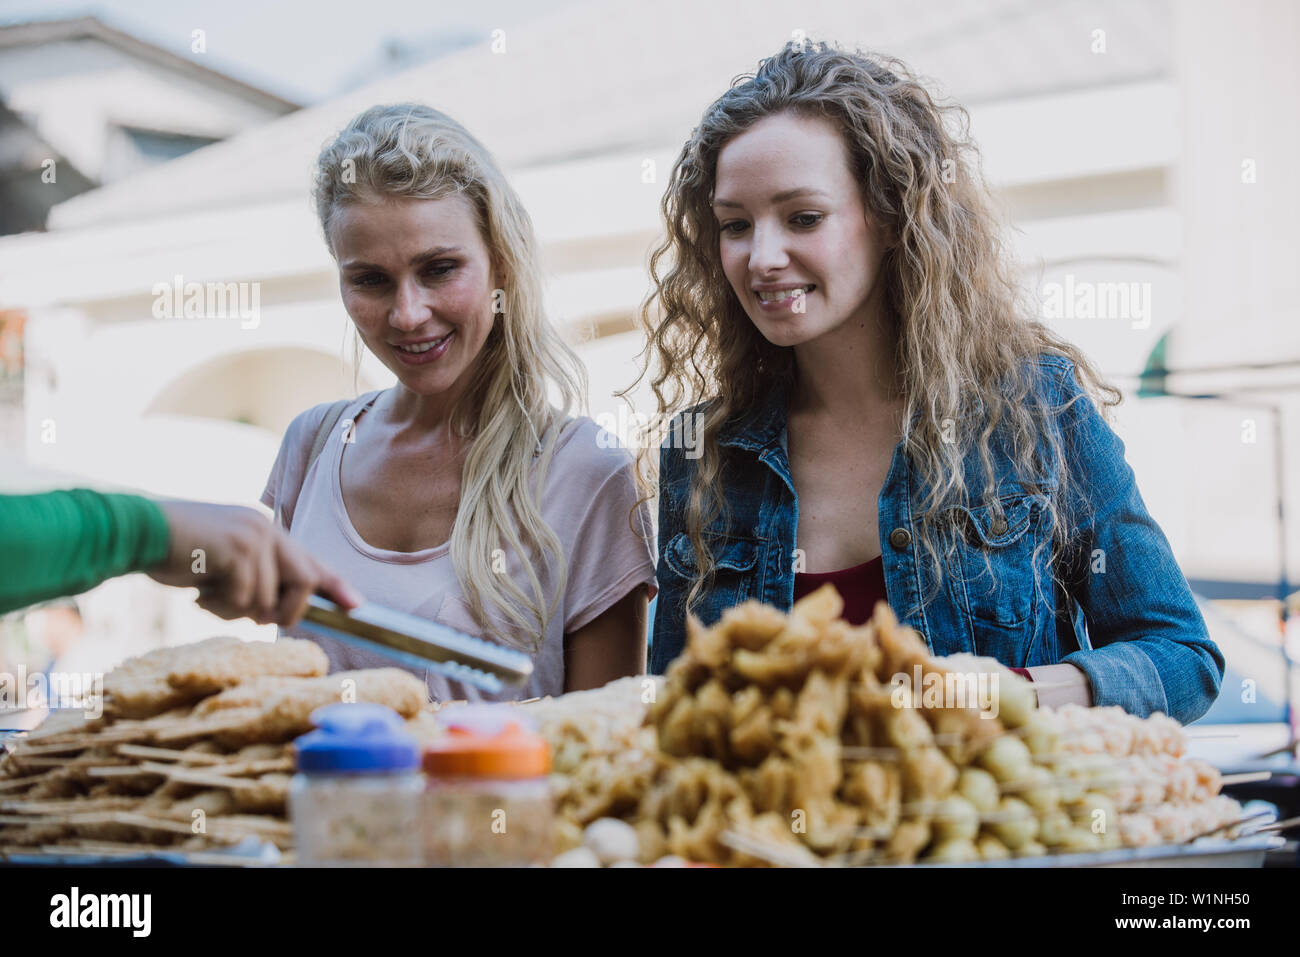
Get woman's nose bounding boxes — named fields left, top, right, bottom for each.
left=748, top=222, right=790, bottom=274
left=388, top=277, right=430, bottom=330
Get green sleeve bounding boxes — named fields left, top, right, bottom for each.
left=0, top=490, right=172, bottom=615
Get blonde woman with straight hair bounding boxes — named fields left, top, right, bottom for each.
left=263, top=103, right=657, bottom=700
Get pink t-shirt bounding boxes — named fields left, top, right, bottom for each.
left=260, top=390, right=658, bottom=703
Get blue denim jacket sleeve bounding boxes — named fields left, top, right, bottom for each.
left=1050, top=360, right=1224, bottom=723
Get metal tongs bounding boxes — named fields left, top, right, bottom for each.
left=299, top=595, right=533, bottom=694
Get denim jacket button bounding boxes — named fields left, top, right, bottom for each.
left=889, top=527, right=912, bottom=549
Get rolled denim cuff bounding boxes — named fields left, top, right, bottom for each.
left=1062, top=642, right=1169, bottom=719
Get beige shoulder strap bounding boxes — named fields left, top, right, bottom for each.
left=306, top=399, right=351, bottom=475
left=278, top=398, right=351, bottom=532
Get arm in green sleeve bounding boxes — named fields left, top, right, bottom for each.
left=0, top=490, right=172, bottom=615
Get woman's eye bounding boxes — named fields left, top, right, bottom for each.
left=719, top=221, right=748, bottom=235
left=424, top=262, right=455, bottom=278
left=792, top=212, right=823, bottom=228
left=352, top=273, right=385, bottom=288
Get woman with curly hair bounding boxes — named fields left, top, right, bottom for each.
left=636, top=41, right=1222, bottom=722
left=263, top=104, right=656, bottom=701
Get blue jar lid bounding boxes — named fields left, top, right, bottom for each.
left=293, top=703, right=419, bottom=773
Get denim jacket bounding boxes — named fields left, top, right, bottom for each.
left=649, top=354, right=1224, bottom=724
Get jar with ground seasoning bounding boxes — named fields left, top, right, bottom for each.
left=290, top=703, right=423, bottom=866
left=422, top=705, right=553, bottom=867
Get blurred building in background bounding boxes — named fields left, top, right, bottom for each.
left=0, top=0, right=1295, bottom=732
left=0, top=15, right=299, bottom=234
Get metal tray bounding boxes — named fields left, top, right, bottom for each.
left=892, top=834, right=1284, bottom=868
left=0, top=841, right=286, bottom=868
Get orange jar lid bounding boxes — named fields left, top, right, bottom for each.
left=422, top=719, right=551, bottom=778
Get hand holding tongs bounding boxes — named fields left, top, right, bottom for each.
left=197, top=578, right=534, bottom=694
left=298, top=595, right=533, bottom=694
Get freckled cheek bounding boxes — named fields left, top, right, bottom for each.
left=438, top=276, right=494, bottom=328
left=340, top=293, right=389, bottom=338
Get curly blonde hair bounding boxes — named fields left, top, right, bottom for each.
left=629, top=40, right=1121, bottom=619
left=314, top=103, right=588, bottom=652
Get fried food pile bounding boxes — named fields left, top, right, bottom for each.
left=0, top=636, right=428, bottom=860
left=519, top=676, right=662, bottom=851
left=631, top=585, right=1011, bottom=865
left=526, top=586, right=1246, bottom=866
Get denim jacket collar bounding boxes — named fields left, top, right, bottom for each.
left=715, top=377, right=926, bottom=455
left=716, top=379, right=791, bottom=454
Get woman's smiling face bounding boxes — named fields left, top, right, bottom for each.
left=330, top=193, right=497, bottom=397
left=713, top=110, right=890, bottom=349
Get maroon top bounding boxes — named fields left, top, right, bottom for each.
left=793, top=556, right=887, bottom=626
left=792, top=557, right=1038, bottom=684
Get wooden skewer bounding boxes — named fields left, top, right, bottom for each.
left=104, top=811, right=198, bottom=837
left=41, top=809, right=294, bottom=843
left=5, top=756, right=120, bottom=770
left=149, top=711, right=265, bottom=743
left=1219, top=771, right=1272, bottom=785
left=0, top=813, right=60, bottom=824
left=841, top=746, right=902, bottom=761
left=86, top=765, right=160, bottom=779
left=5, top=740, right=92, bottom=757
left=1254, top=814, right=1300, bottom=834
left=135, top=761, right=264, bottom=791
left=22, top=722, right=105, bottom=743
left=115, top=744, right=231, bottom=765
left=0, top=796, right=138, bottom=815
left=204, top=757, right=293, bottom=777
left=1181, top=810, right=1275, bottom=843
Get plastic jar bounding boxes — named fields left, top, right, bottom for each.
left=290, top=703, right=423, bottom=867
left=422, top=705, right=553, bottom=867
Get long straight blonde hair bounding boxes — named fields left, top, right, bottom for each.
left=314, top=103, right=588, bottom=653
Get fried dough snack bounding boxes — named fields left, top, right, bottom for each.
left=104, top=636, right=328, bottom=719
left=2, top=633, right=429, bottom=859
left=622, top=586, right=1010, bottom=865
left=166, top=638, right=329, bottom=696
left=150, top=669, right=427, bottom=747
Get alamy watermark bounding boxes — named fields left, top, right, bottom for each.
left=595, top=409, right=704, bottom=459
left=890, top=664, right=999, bottom=719
left=0, top=668, right=103, bottom=719
left=152, top=274, right=261, bottom=329
left=1040, top=273, right=1151, bottom=329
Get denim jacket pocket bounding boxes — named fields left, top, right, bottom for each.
left=945, top=491, right=1049, bottom=630
left=662, top=531, right=761, bottom=622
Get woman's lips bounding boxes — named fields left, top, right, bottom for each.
left=391, top=330, right=454, bottom=365
left=755, top=285, right=816, bottom=311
